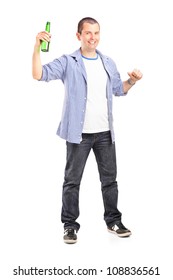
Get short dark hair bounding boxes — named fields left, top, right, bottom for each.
left=77, top=17, right=100, bottom=34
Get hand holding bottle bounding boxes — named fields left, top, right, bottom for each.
left=35, top=31, right=51, bottom=47
left=32, top=22, right=51, bottom=80
left=35, top=22, right=51, bottom=52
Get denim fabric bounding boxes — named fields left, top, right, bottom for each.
left=61, top=131, right=122, bottom=230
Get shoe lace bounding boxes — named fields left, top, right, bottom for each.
left=64, top=228, right=75, bottom=234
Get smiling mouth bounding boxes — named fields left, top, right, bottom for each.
left=88, top=41, right=96, bottom=45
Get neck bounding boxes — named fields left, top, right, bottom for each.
left=80, top=48, right=97, bottom=58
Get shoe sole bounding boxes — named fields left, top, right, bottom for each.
left=107, top=228, right=132, bottom=238
left=64, top=239, right=77, bottom=244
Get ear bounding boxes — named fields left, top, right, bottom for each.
left=76, top=32, right=81, bottom=41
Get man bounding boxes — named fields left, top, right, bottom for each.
left=32, top=17, right=143, bottom=244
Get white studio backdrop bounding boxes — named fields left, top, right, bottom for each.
left=0, top=0, right=172, bottom=279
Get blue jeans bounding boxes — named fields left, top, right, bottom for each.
left=61, top=131, right=122, bottom=230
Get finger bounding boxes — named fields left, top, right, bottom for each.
left=132, top=69, right=143, bottom=79
left=37, top=31, right=51, bottom=42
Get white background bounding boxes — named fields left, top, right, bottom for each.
left=0, top=0, right=173, bottom=279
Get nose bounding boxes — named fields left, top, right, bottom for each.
left=90, top=33, right=95, bottom=40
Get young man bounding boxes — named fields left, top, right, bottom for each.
left=32, top=17, right=143, bottom=244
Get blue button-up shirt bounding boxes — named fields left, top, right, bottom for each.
left=40, top=49, right=126, bottom=144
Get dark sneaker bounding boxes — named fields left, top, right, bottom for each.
left=107, top=222, right=131, bottom=238
left=63, top=228, right=77, bottom=244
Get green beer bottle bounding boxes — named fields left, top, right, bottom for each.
left=41, top=21, right=51, bottom=52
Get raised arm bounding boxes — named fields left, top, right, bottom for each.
left=32, top=31, right=51, bottom=80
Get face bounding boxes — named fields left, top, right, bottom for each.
left=76, top=22, right=100, bottom=53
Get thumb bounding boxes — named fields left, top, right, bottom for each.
left=127, top=72, right=132, bottom=77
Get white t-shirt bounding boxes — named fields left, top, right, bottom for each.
left=82, top=54, right=109, bottom=133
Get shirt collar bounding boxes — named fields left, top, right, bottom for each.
left=69, top=48, right=109, bottom=62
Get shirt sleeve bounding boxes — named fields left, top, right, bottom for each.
left=110, top=60, right=125, bottom=96
left=112, top=72, right=125, bottom=96
left=40, top=55, right=67, bottom=82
